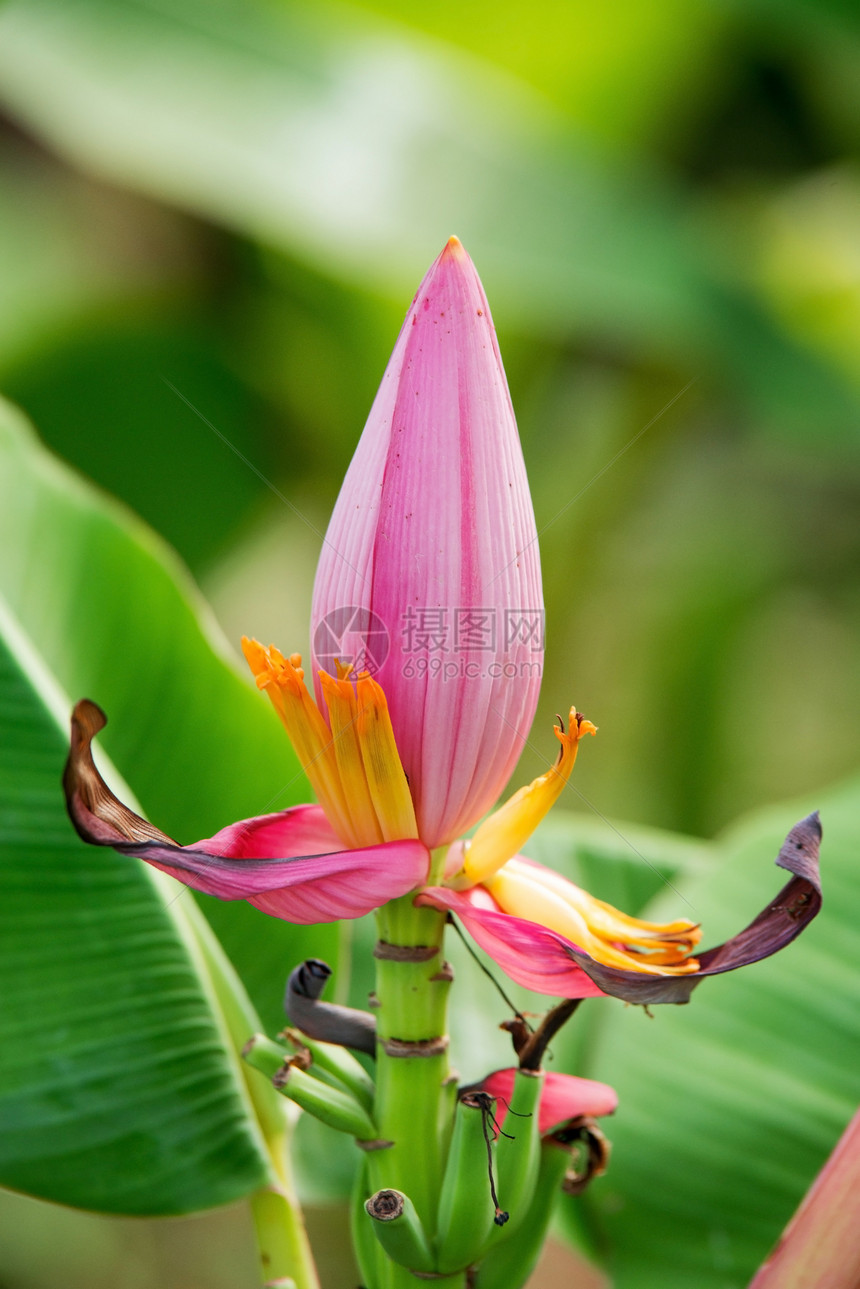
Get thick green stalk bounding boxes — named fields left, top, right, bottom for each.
left=359, top=894, right=465, bottom=1289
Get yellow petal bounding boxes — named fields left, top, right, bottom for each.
left=506, top=858, right=702, bottom=950
left=456, top=708, right=596, bottom=887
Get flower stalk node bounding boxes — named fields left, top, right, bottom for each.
left=379, top=1036, right=450, bottom=1059
left=373, top=941, right=440, bottom=962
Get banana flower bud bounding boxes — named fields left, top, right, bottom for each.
left=311, top=237, right=543, bottom=848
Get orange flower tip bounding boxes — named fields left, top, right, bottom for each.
left=551, top=709, right=596, bottom=750
left=289, top=653, right=303, bottom=669
left=563, top=706, right=597, bottom=739
left=240, top=634, right=262, bottom=664
left=441, top=234, right=468, bottom=263
left=241, top=636, right=308, bottom=691
left=241, top=636, right=272, bottom=681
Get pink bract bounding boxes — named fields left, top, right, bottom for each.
left=311, top=238, right=543, bottom=849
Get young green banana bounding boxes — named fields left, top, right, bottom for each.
left=472, top=1142, right=570, bottom=1289
left=435, top=1093, right=502, bottom=1274
left=243, top=1033, right=377, bottom=1139
left=364, top=1188, right=435, bottom=1273
left=486, top=1068, right=543, bottom=1240
left=280, top=1026, right=376, bottom=1112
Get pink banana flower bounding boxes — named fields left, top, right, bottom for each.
left=64, top=239, right=822, bottom=1004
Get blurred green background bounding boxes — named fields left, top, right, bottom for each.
left=0, top=0, right=858, bottom=1285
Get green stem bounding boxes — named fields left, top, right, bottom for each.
left=185, top=900, right=320, bottom=1289
left=249, top=1139, right=316, bottom=1289
left=359, top=895, right=465, bottom=1289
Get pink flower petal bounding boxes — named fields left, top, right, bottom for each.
left=480, top=1068, right=618, bottom=1136
left=64, top=700, right=429, bottom=924
left=194, top=802, right=342, bottom=858
left=142, top=832, right=429, bottom=924
left=416, top=886, right=606, bottom=998
left=312, top=238, right=543, bottom=848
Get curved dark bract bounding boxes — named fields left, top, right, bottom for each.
left=285, top=959, right=377, bottom=1055
left=63, top=700, right=349, bottom=894
left=563, top=813, right=823, bottom=1004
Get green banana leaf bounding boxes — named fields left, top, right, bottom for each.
left=0, top=396, right=337, bottom=1036
left=0, top=595, right=274, bottom=1214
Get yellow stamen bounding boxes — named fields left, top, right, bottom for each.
left=242, top=638, right=357, bottom=846
left=318, top=672, right=384, bottom=846
left=484, top=865, right=700, bottom=976
left=455, top=708, right=596, bottom=887
left=506, top=858, right=702, bottom=950
left=355, top=675, right=418, bottom=841
left=241, top=637, right=417, bottom=849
